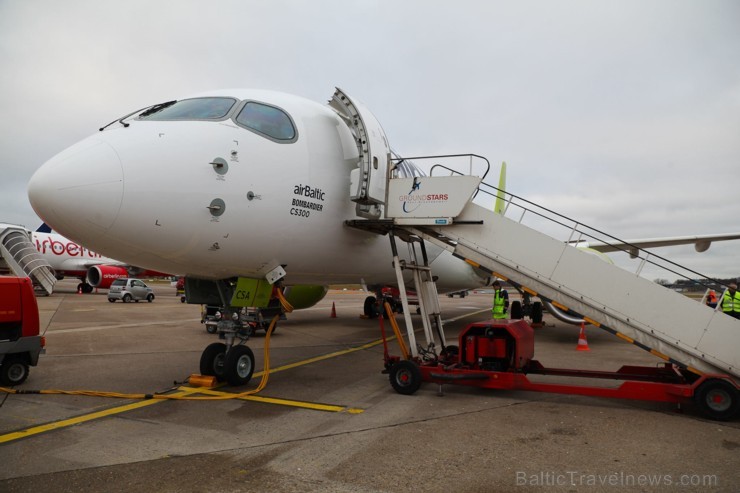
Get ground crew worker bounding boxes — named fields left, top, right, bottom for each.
left=720, top=283, right=740, bottom=319
left=491, top=280, right=509, bottom=319
left=706, top=290, right=718, bottom=308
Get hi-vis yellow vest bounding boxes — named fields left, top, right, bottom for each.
left=492, top=290, right=507, bottom=319
left=722, top=290, right=740, bottom=313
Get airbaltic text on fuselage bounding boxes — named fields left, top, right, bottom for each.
left=34, top=235, right=102, bottom=258
left=290, top=184, right=326, bottom=218
left=294, top=184, right=326, bottom=201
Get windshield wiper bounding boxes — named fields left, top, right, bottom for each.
left=98, top=100, right=178, bottom=131
left=139, top=100, right=177, bottom=118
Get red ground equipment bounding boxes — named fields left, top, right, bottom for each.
left=385, top=319, right=740, bottom=421
left=0, top=277, right=45, bottom=385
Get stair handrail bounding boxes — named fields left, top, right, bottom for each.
left=472, top=180, right=730, bottom=293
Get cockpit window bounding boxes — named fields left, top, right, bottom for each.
left=138, top=98, right=236, bottom=121
left=235, top=102, right=296, bottom=142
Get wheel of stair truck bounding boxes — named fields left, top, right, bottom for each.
left=0, top=356, right=30, bottom=386
left=199, top=342, right=227, bottom=382
left=224, top=345, right=255, bottom=386
left=389, top=360, right=422, bottom=395
left=510, top=300, right=523, bottom=319
left=694, top=379, right=740, bottom=421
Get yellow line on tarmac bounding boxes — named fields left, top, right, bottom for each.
left=0, top=343, right=378, bottom=445
left=1, top=306, right=487, bottom=444
left=184, top=387, right=362, bottom=413
left=0, top=386, right=206, bottom=445
left=0, top=399, right=157, bottom=444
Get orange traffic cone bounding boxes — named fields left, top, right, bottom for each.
left=330, top=302, right=337, bottom=318
left=576, top=323, right=590, bottom=351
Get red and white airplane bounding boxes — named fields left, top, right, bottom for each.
left=25, top=87, right=740, bottom=384
left=0, top=222, right=167, bottom=293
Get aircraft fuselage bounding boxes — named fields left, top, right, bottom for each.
left=28, top=89, right=485, bottom=291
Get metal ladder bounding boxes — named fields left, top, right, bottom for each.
left=0, top=226, right=56, bottom=295
left=386, top=228, right=447, bottom=358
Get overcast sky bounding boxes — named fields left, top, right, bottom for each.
left=1, top=0, right=738, bottom=281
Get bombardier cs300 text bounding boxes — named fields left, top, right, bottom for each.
left=27, top=88, right=492, bottom=385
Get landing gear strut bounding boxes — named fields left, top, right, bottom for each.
left=198, top=306, right=260, bottom=387
left=196, top=279, right=286, bottom=387
left=77, top=281, right=93, bottom=294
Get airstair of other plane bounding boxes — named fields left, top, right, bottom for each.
left=0, top=225, right=56, bottom=296
left=346, top=157, right=739, bottom=383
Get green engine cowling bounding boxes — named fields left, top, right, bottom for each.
left=282, top=285, right=328, bottom=309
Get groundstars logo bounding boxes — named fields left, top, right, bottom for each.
left=399, top=178, right=449, bottom=213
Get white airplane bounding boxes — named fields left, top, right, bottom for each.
left=0, top=222, right=168, bottom=293
left=25, top=87, right=740, bottom=384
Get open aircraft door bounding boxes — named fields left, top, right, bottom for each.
left=329, top=88, right=391, bottom=218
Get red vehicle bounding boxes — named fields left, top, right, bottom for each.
left=0, top=277, right=45, bottom=385
left=385, top=319, right=740, bottom=421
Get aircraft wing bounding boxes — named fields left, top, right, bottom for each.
left=574, top=233, right=740, bottom=258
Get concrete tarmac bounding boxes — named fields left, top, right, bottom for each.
left=0, top=280, right=738, bottom=492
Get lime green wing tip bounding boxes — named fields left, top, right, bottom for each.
left=494, top=161, right=507, bottom=214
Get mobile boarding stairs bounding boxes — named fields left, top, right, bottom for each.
left=346, top=155, right=740, bottom=396
left=0, top=225, right=56, bottom=295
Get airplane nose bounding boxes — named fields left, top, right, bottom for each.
left=28, top=138, right=123, bottom=235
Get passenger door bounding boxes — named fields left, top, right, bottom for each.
left=329, top=88, right=391, bottom=215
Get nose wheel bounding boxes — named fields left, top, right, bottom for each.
left=199, top=342, right=255, bottom=387
left=224, top=345, right=255, bottom=386
left=199, top=343, right=227, bottom=381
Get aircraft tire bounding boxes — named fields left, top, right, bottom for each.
left=510, top=301, right=523, bottom=320
left=0, top=357, right=30, bottom=386
left=531, top=302, right=543, bottom=324
left=364, top=296, right=379, bottom=318
left=224, top=345, right=255, bottom=386
left=694, top=379, right=740, bottom=421
left=389, top=360, right=422, bottom=395
left=200, top=342, right=227, bottom=381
